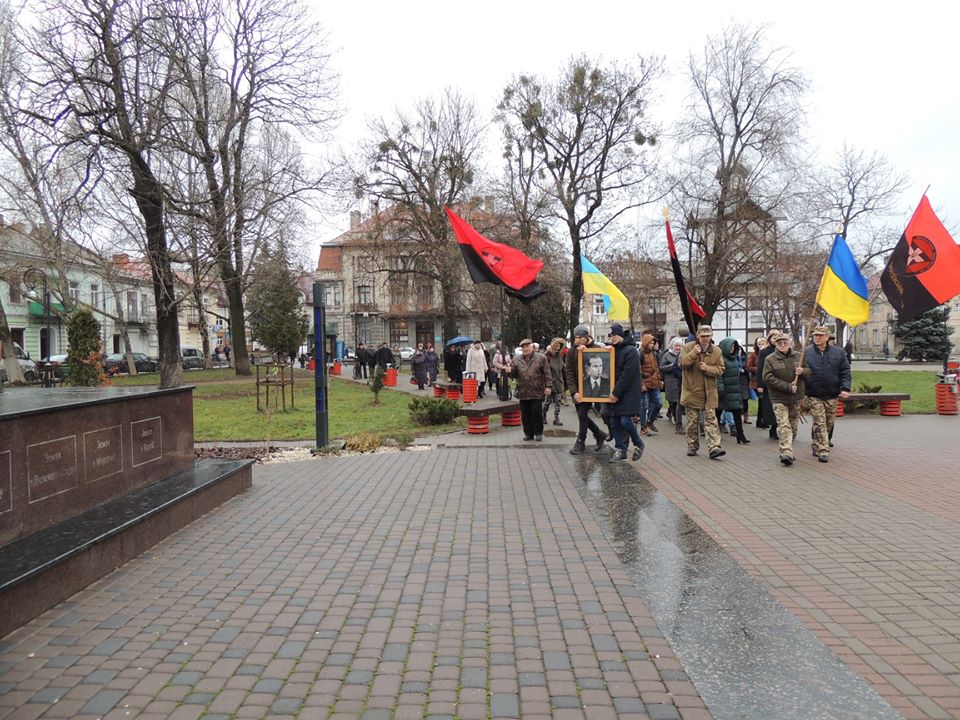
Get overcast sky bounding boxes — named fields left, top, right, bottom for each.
left=309, top=1, right=960, bottom=259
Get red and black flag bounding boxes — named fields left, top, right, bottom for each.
left=880, top=196, right=960, bottom=321
left=446, top=207, right=546, bottom=302
left=666, top=216, right=705, bottom=335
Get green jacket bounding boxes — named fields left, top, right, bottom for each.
left=762, top=347, right=806, bottom=405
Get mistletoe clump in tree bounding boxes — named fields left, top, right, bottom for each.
left=893, top=306, right=954, bottom=363
left=247, top=248, right=308, bottom=362
left=66, top=308, right=105, bottom=386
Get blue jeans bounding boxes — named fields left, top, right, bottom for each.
left=610, top=414, right=644, bottom=454
left=644, top=388, right=662, bottom=425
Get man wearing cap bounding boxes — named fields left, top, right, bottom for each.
left=762, top=332, right=806, bottom=465
left=803, top=325, right=851, bottom=463
left=564, top=325, right=609, bottom=454
left=509, top=338, right=551, bottom=441
left=607, top=323, right=645, bottom=462
left=679, top=325, right=726, bottom=459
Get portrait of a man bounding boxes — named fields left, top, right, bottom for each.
left=578, top=347, right=614, bottom=402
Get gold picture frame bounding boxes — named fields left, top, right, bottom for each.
left=577, top=347, right=615, bottom=403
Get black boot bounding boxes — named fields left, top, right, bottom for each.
left=570, top=439, right=586, bottom=455
left=594, top=432, right=606, bottom=452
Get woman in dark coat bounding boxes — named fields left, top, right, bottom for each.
left=410, top=348, right=428, bottom=390
left=718, top=338, right=750, bottom=444
left=658, top=336, right=684, bottom=431
left=424, top=345, right=440, bottom=383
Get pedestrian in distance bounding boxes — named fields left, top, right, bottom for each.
left=717, top=338, right=751, bottom=444
left=606, top=323, right=645, bottom=463
left=491, top=341, right=511, bottom=400
left=803, top=326, right=851, bottom=463
left=639, top=333, right=662, bottom=435
left=756, top=330, right=781, bottom=439
left=542, top=338, right=566, bottom=426
left=509, top=338, right=551, bottom=441
left=410, top=346, right=428, bottom=390
left=659, top=337, right=685, bottom=434
left=746, top=337, right=766, bottom=427
left=762, top=332, right=806, bottom=466
left=424, top=344, right=440, bottom=384
left=679, top=325, right=726, bottom=459
left=565, top=326, right=609, bottom=454
left=465, top=341, right=488, bottom=398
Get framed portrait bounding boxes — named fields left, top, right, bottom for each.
left=577, top=347, right=615, bottom=403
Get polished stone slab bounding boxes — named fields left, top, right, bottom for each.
left=572, top=458, right=902, bottom=720
left=0, top=386, right=194, bottom=545
left=0, top=458, right=252, bottom=637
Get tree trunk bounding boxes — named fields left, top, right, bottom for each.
left=0, top=299, right=26, bottom=383
left=224, top=277, right=249, bottom=375
left=440, top=283, right=458, bottom=342
left=568, top=232, right=584, bottom=338
left=129, top=161, right=182, bottom=389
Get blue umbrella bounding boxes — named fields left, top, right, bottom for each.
left=445, top=335, right=474, bottom=346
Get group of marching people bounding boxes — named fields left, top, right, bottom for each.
left=564, top=322, right=851, bottom=466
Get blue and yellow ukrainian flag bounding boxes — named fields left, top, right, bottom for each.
left=581, top=255, right=630, bottom=321
left=816, top=235, right=870, bottom=326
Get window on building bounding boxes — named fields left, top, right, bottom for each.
left=593, top=296, right=606, bottom=316
left=858, top=328, right=866, bottom=344
left=872, top=329, right=879, bottom=345
left=126, top=291, right=138, bottom=322
left=416, top=281, right=434, bottom=307
left=141, top=293, right=150, bottom=318
left=90, top=284, right=100, bottom=310
left=356, top=317, right=372, bottom=344
left=323, top=284, right=342, bottom=307
left=356, top=285, right=372, bottom=305
left=390, top=279, right=408, bottom=307
left=389, top=320, right=409, bottom=346
left=69, top=281, right=79, bottom=301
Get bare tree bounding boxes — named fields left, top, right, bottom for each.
left=672, top=23, right=809, bottom=323
left=162, top=0, right=338, bottom=376
left=24, top=0, right=185, bottom=386
left=498, top=55, right=662, bottom=335
left=349, top=90, right=485, bottom=340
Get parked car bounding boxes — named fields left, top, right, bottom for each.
left=398, top=346, right=415, bottom=360
left=0, top=342, right=38, bottom=383
left=105, top=352, right=159, bottom=375
left=181, top=346, right=204, bottom=370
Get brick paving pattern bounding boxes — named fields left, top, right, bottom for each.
left=0, top=446, right=706, bottom=720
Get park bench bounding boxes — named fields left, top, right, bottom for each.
left=838, top=392, right=911, bottom=417
left=459, top=400, right=521, bottom=434
left=433, top=380, right=462, bottom=400
left=0, top=459, right=252, bottom=638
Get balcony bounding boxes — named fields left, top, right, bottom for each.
left=350, top=302, right=378, bottom=315
left=27, top=300, right=66, bottom=319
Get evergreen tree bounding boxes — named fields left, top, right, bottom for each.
left=66, top=308, right=105, bottom=386
left=247, top=246, right=309, bottom=361
left=893, top=306, right=953, bottom=363
left=503, top=284, right=568, bottom=348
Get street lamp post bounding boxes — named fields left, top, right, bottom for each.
left=23, top=268, right=52, bottom=387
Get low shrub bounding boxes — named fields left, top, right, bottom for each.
left=844, top=382, right=882, bottom=413
left=409, top=397, right=461, bottom=426
left=344, top=432, right=381, bottom=452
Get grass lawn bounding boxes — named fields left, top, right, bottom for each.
left=744, top=370, right=940, bottom=417
left=111, top=369, right=463, bottom=443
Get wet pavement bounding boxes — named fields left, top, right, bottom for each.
left=3, top=394, right=960, bottom=719
left=572, top=457, right=900, bottom=719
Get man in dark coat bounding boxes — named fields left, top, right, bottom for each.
left=509, top=338, right=551, bottom=441
left=374, top=343, right=394, bottom=370
left=354, top=343, right=369, bottom=379
left=607, top=323, right=644, bottom=463
left=564, top=324, right=608, bottom=454
left=803, top=326, right=851, bottom=463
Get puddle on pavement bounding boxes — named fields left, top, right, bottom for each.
left=571, top=457, right=902, bottom=720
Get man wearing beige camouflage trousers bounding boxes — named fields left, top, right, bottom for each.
left=762, top=333, right=806, bottom=466
left=803, top=326, right=851, bottom=463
